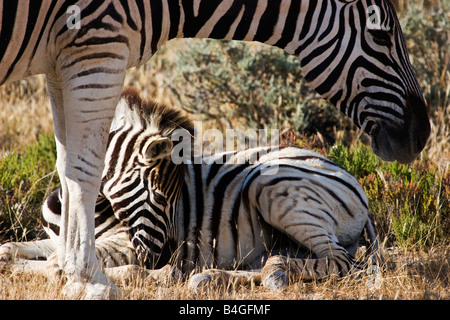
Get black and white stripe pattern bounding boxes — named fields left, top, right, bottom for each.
left=41, top=88, right=194, bottom=268
left=0, top=0, right=420, bottom=295
left=176, top=146, right=375, bottom=274
left=1, top=1, right=429, bottom=161
left=36, top=90, right=379, bottom=279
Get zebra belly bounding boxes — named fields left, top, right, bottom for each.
left=208, top=203, right=303, bottom=270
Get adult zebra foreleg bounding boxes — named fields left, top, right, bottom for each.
left=48, top=51, right=128, bottom=299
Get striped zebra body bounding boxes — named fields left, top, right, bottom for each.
left=1, top=0, right=424, bottom=297
left=177, top=146, right=374, bottom=275
left=1, top=90, right=380, bottom=290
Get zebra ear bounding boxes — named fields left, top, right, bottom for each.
left=144, top=137, right=174, bottom=160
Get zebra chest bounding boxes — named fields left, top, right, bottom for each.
left=176, top=189, right=269, bottom=270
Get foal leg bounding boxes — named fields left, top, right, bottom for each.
left=0, top=239, right=55, bottom=262
left=0, top=239, right=61, bottom=279
left=104, top=264, right=183, bottom=286
left=188, top=269, right=263, bottom=293
left=260, top=236, right=356, bottom=292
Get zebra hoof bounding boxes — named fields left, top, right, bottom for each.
left=0, top=244, right=14, bottom=262
left=83, top=282, right=122, bottom=300
left=0, top=259, right=9, bottom=273
left=62, top=279, right=122, bottom=300
left=0, top=246, right=13, bottom=273
left=262, top=270, right=288, bottom=293
left=188, top=273, right=212, bottom=294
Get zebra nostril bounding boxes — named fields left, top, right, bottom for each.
left=409, top=119, right=430, bottom=157
left=370, top=124, right=396, bottom=162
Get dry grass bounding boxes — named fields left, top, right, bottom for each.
left=0, top=76, right=52, bottom=153
left=1, top=246, right=448, bottom=300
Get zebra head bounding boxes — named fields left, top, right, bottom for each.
left=113, top=87, right=194, bottom=201
left=105, top=88, right=194, bottom=261
left=298, top=0, right=430, bottom=163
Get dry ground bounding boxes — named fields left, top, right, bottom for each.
left=1, top=246, right=448, bottom=300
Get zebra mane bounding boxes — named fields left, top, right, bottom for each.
left=111, top=87, right=194, bottom=139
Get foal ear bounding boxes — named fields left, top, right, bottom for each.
left=144, top=137, right=174, bottom=160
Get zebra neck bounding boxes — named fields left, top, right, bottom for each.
left=148, top=159, right=186, bottom=239
left=174, top=0, right=311, bottom=55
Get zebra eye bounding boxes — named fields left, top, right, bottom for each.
left=369, top=29, right=392, bottom=47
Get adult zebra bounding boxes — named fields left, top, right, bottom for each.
left=0, top=89, right=382, bottom=293
left=0, top=0, right=428, bottom=298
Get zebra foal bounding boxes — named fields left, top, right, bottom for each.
left=0, top=89, right=382, bottom=293
left=1, top=0, right=426, bottom=297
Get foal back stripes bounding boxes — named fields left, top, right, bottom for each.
left=39, top=90, right=379, bottom=278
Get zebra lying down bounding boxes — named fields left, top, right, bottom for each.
left=0, top=88, right=381, bottom=292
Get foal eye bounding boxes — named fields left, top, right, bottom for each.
left=369, top=29, right=392, bottom=47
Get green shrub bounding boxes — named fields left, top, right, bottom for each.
left=329, top=143, right=449, bottom=248
left=328, top=142, right=381, bottom=177
left=0, top=134, right=58, bottom=242
left=164, top=39, right=353, bottom=144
